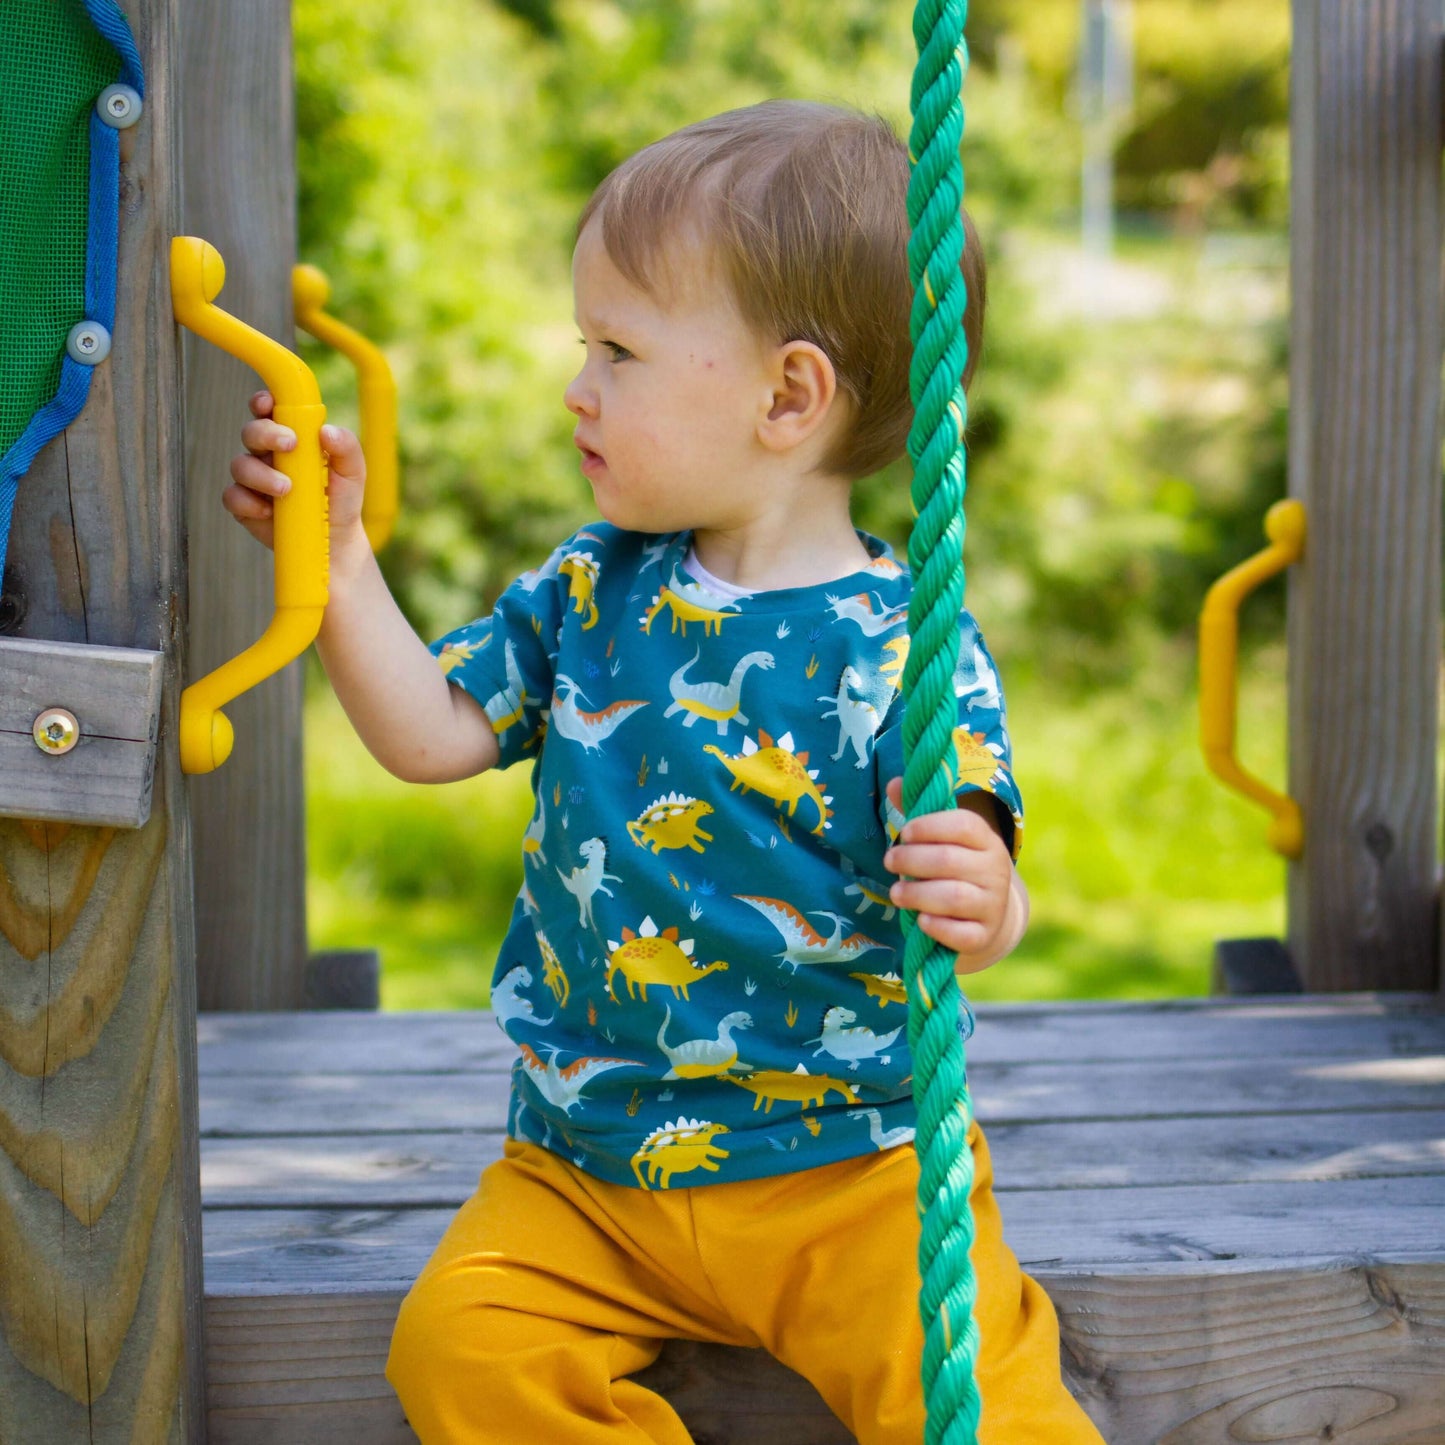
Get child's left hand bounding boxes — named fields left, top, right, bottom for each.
left=882, top=776, right=1019, bottom=974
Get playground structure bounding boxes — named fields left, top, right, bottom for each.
left=0, top=1, right=1443, bottom=1441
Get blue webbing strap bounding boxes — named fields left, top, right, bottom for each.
left=0, top=0, right=143, bottom=579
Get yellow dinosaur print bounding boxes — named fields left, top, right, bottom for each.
left=950, top=727, right=1010, bottom=793
left=626, top=792, right=716, bottom=854
left=559, top=549, right=601, bottom=630
left=726, top=1065, right=860, bottom=1113
left=631, top=1118, right=731, bottom=1189
left=435, top=636, right=488, bottom=674
left=641, top=586, right=738, bottom=637
left=536, top=929, right=570, bottom=1009
left=852, top=971, right=907, bottom=1007
left=879, top=635, right=909, bottom=691
left=605, top=915, right=729, bottom=1002
left=702, top=728, right=834, bottom=834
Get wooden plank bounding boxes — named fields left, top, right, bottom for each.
left=194, top=994, right=1445, bottom=1074
left=197, top=1050, right=1445, bottom=1137
left=1286, top=1, right=1443, bottom=989
left=0, top=636, right=163, bottom=827
left=0, top=0, right=207, bottom=1436
left=196, top=1258, right=1445, bottom=1444
left=196, top=1108, right=1445, bottom=1207
left=198, top=1265, right=1445, bottom=1445
left=180, top=0, right=308, bottom=1010
left=1051, top=1261, right=1445, bottom=1444
left=200, top=1176, right=1445, bottom=1292
left=203, top=1294, right=855, bottom=1445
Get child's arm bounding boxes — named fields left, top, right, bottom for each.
left=882, top=778, right=1028, bottom=975
left=228, top=393, right=498, bottom=783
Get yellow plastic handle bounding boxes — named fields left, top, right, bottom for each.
left=292, top=263, right=399, bottom=552
left=1199, top=498, right=1306, bottom=858
left=172, top=237, right=329, bottom=774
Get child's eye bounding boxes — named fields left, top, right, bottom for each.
left=603, top=341, right=633, bottom=362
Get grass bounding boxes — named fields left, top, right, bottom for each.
left=305, top=642, right=1288, bottom=1010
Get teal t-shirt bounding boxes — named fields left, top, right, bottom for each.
left=429, top=522, right=1023, bottom=1190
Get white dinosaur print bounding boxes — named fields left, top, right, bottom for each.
left=557, top=837, right=622, bottom=928
left=549, top=674, right=648, bottom=752
left=809, top=1005, right=902, bottom=1072
left=734, top=895, right=890, bottom=972
left=517, top=1043, right=640, bottom=1114
left=841, top=858, right=897, bottom=919
left=521, top=801, right=546, bottom=866
left=668, top=563, right=754, bottom=609
left=483, top=639, right=532, bottom=739
left=656, top=1005, right=754, bottom=1079
left=955, top=638, right=1002, bottom=716
left=825, top=592, right=909, bottom=636
left=819, top=664, right=883, bottom=768
left=491, top=965, right=553, bottom=1030
left=848, top=1107, right=916, bottom=1151
left=663, top=647, right=775, bottom=734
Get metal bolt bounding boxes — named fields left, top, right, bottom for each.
left=97, top=84, right=143, bottom=129
left=33, top=708, right=80, bottom=757
left=66, top=321, right=112, bottom=365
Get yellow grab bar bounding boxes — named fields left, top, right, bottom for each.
left=1199, top=498, right=1305, bottom=858
left=292, top=264, right=399, bottom=552
left=172, top=237, right=329, bottom=774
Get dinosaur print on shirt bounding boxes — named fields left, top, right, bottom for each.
left=430, top=523, right=1022, bottom=1189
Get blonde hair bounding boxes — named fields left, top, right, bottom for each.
left=577, top=100, right=986, bottom=481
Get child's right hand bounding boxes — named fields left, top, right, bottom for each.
left=227, top=391, right=368, bottom=565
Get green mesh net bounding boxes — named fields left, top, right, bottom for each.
left=0, top=0, right=121, bottom=461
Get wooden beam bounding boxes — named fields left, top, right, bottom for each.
left=0, top=636, right=163, bottom=828
left=0, top=0, right=206, bottom=1435
left=1287, top=1, right=1443, bottom=990
left=180, top=0, right=308, bottom=1010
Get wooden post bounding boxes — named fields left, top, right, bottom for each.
left=180, top=0, right=308, bottom=1011
left=1287, top=1, right=1443, bottom=991
left=0, top=0, right=206, bottom=1436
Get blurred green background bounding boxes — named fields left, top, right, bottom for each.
left=297, top=0, right=1293, bottom=1010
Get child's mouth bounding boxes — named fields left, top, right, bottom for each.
left=575, top=440, right=605, bottom=477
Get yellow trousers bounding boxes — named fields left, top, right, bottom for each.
left=386, top=1125, right=1104, bottom=1443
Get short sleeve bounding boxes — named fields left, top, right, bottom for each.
left=427, top=534, right=575, bottom=771
left=873, top=613, right=1024, bottom=860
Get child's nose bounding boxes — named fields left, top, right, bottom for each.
left=564, top=366, right=597, bottom=418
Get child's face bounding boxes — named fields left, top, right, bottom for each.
left=566, top=219, right=776, bottom=534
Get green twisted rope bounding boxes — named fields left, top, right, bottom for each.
left=904, top=2, right=979, bottom=1442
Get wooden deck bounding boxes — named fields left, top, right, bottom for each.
left=197, top=993, right=1445, bottom=1444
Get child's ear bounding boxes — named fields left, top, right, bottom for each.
left=757, top=340, right=840, bottom=453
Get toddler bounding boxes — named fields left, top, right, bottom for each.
left=229, top=100, right=1103, bottom=1445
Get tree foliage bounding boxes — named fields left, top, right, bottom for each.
left=293, top=0, right=1289, bottom=682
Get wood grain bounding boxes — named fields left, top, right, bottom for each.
left=0, top=635, right=163, bottom=826
left=1286, top=1, right=1443, bottom=989
left=195, top=1050, right=1445, bottom=1137
left=179, top=0, right=308, bottom=1011
left=193, top=992, right=1445, bottom=1073
left=194, top=1000, right=1445, bottom=1441
left=0, top=0, right=206, bottom=1436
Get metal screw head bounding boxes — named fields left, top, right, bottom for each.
left=97, top=84, right=143, bottom=128
left=33, top=708, right=80, bottom=757
left=66, top=321, right=112, bottom=365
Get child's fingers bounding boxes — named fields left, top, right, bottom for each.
left=915, top=913, right=994, bottom=965
left=320, top=424, right=365, bottom=485
left=884, top=840, right=994, bottom=882
left=229, top=450, right=291, bottom=498
left=890, top=875, right=990, bottom=918
left=222, top=480, right=275, bottom=521
left=249, top=390, right=274, bottom=418
left=241, top=417, right=296, bottom=457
